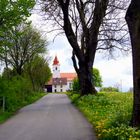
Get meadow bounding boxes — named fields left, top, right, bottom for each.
left=68, top=92, right=140, bottom=139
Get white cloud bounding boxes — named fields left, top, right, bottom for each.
left=94, top=54, right=133, bottom=91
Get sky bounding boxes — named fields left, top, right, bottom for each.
left=29, top=12, right=133, bottom=92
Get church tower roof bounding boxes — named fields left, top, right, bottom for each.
left=53, top=55, right=59, bottom=65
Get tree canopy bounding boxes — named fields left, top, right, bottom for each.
left=0, top=0, right=35, bottom=29
left=0, top=24, right=47, bottom=75
left=24, top=55, right=52, bottom=91
left=0, top=0, right=35, bottom=46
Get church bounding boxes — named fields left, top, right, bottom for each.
left=45, top=56, right=77, bottom=92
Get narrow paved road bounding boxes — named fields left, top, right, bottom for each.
left=0, top=94, right=97, bottom=140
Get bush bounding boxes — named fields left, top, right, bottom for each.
left=0, top=75, right=43, bottom=112
left=0, top=75, right=33, bottom=111
left=0, top=75, right=45, bottom=123
left=100, top=87, right=119, bottom=92
left=72, top=78, right=80, bottom=92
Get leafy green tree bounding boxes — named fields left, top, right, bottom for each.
left=0, top=24, right=46, bottom=75
left=25, top=55, right=52, bottom=91
left=92, top=68, right=102, bottom=87
left=0, top=0, right=35, bottom=70
left=72, top=68, right=102, bottom=92
left=0, top=0, right=35, bottom=41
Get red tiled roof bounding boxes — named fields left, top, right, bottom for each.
left=53, top=78, right=67, bottom=85
left=60, top=73, right=77, bottom=81
left=45, top=73, right=77, bottom=85
left=53, top=56, right=59, bottom=65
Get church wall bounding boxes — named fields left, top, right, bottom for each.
left=66, top=81, right=73, bottom=91
left=50, top=56, right=76, bottom=93
left=52, top=85, right=67, bottom=92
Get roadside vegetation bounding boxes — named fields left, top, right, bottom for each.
left=0, top=23, right=51, bottom=123
left=0, top=1, right=51, bottom=123
left=70, top=68, right=140, bottom=139
left=68, top=91, right=140, bottom=139
left=0, top=75, right=46, bottom=123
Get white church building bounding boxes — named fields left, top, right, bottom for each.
left=45, top=56, right=77, bottom=92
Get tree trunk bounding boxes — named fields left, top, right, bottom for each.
left=72, top=51, right=97, bottom=95
left=16, top=69, right=22, bottom=75
left=125, top=0, right=140, bottom=127
left=28, top=66, right=36, bottom=91
left=78, top=63, right=97, bottom=95
left=4, top=46, right=8, bottom=69
left=58, top=0, right=108, bottom=96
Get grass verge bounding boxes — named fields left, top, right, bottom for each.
left=68, top=92, right=140, bottom=140
left=0, top=92, right=46, bottom=124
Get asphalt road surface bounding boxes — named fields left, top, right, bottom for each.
left=0, top=94, right=97, bottom=140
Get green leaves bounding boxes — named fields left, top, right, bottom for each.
left=0, top=0, right=35, bottom=46
left=0, top=0, right=35, bottom=27
left=92, top=68, right=102, bottom=87
left=25, top=55, right=52, bottom=91
left=0, top=24, right=47, bottom=75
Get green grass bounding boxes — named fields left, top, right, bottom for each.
left=68, top=92, right=140, bottom=140
left=0, top=111, right=13, bottom=123
left=0, top=92, right=46, bottom=124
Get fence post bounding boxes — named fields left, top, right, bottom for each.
left=2, top=96, right=5, bottom=112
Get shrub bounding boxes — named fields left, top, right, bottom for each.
left=100, top=87, right=119, bottom=92
left=0, top=74, right=45, bottom=123
left=0, top=75, right=35, bottom=112
left=72, top=78, right=80, bottom=92
left=3, top=76, right=33, bottom=111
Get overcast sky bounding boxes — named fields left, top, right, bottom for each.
left=29, top=13, right=133, bottom=92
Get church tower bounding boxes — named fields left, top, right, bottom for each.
left=53, top=56, right=60, bottom=78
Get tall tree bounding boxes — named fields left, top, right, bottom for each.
left=38, top=0, right=129, bottom=95
left=0, top=0, right=35, bottom=46
left=0, top=24, right=46, bottom=75
left=25, top=55, right=52, bottom=91
left=125, top=0, right=140, bottom=127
